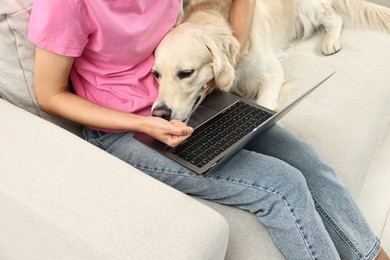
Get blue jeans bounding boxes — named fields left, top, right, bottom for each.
left=84, top=125, right=380, bottom=260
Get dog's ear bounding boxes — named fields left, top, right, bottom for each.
left=176, top=0, right=191, bottom=25
left=200, top=27, right=240, bottom=91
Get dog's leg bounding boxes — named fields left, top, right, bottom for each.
left=319, top=3, right=344, bottom=55
left=255, top=57, right=284, bottom=110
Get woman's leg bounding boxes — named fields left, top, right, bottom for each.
left=84, top=128, right=340, bottom=259
left=245, top=125, right=382, bottom=260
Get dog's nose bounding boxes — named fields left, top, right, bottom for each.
left=152, top=105, right=172, bottom=120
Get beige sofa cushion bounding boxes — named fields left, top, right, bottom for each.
left=0, top=99, right=229, bottom=260
left=0, top=2, right=35, bottom=113
left=280, top=26, right=390, bottom=197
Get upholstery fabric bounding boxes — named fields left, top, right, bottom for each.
left=0, top=99, right=229, bottom=260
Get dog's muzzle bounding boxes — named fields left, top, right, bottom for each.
left=152, top=104, right=172, bottom=120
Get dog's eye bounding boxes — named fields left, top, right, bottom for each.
left=152, top=70, right=160, bottom=80
left=177, top=70, right=194, bottom=79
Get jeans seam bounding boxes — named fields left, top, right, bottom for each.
left=366, top=239, right=381, bottom=260
left=135, top=165, right=316, bottom=259
left=84, top=129, right=107, bottom=150
left=314, top=200, right=362, bottom=258
left=314, top=200, right=381, bottom=260
left=93, top=139, right=106, bottom=150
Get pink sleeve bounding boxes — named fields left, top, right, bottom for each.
left=28, top=0, right=90, bottom=57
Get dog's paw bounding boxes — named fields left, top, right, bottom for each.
left=256, top=98, right=277, bottom=111
left=321, top=37, right=341, bottom=56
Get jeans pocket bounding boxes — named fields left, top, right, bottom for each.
left=83, top=128, right=110, bottom=148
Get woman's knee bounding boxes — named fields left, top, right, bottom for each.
left=219, top=155, right=313, bottom=219
left=260, top=167, right=312, bottom=210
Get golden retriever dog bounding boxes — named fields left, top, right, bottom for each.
left=151, top=0, right=390, bottom=122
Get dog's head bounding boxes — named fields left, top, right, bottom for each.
left=152, top=20, right=240, bottom=122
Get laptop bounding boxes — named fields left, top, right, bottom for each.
left=135, top=71, right=336, bottom=174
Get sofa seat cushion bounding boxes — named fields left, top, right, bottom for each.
left=0, top=99, right=229, bottom=260
left=280, top=25, right=390, bottom=198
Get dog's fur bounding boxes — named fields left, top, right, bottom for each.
left=151, top=0, right=390, bottom=122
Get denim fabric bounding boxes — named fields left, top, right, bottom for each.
left=84, top=125, right=380, bottom=260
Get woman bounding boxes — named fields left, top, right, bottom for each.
left=29, top=0, right=388, bottom=259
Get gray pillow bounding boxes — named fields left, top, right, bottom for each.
left=0, top=1, right=82, bottom=136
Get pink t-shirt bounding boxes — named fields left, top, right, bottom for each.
left=28, top=0, right=181, bottom=121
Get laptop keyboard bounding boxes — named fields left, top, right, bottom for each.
left=171, top=101, right=273, bottom=168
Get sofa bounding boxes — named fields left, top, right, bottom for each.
left=1, top=0, right=389, bottom=259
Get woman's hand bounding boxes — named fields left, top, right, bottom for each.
left=142, top=117, right=193, bottom=147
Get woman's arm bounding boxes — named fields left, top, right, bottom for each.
left=33, top=47, right=192, bottom=147
left=230, top=0, right=256, bottom=58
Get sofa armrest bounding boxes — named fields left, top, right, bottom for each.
left=0, top=99, right=229, bottom=260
